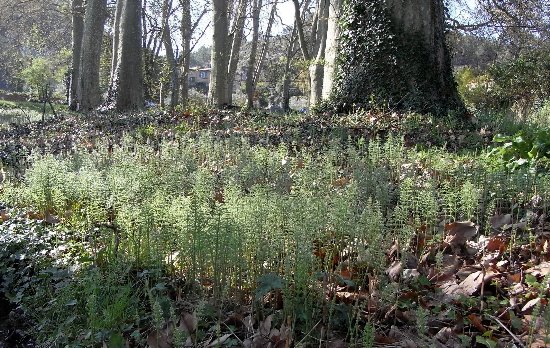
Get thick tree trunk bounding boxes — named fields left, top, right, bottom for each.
left=226, top=0, right=247, bottom=105
left=162, top=0, right=179, bottom=109
left=246, top=0, right=262, bottom=109
left=111, top=0, right=144, bottom=111
left=208, top=0, right=230, bottom=107
left=321, top=0, right=341, bottom=100
left=78, top=0, right=108, bottom=111
left=179, top=0, right=191, bottom=106
left=329, top=0, right=463, bottom=114
left=69, top=0, right=84, bottom=111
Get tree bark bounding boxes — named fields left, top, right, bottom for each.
left=293, top=0, right=328, bottom=107
left=179, top=0, right=191, bottom=106
left=226, top=0, right=247, bottom=105
left=78, top=0, right=108, bottom=111
left=162, top=0, right=179, bottom=109
left=208, top=0, right=230, bottom=107
left=69, top=0, right=84, bottom=111
left=245, top=0, right=262, bottom=109
left=111, top=0, right=124, bottom=82
left=253, top=0, right=277, bottom=91
left=281, top=26, right=298, bottom=111
left=111, top=0, right=144, bottom=111
left=321, top=0, right=341, bottom=100
left=308, top=0, right=328, bottom=106
left=330, top=0, right=463, bottom=114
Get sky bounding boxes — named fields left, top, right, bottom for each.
left=190, top=0, right=478, bottom=49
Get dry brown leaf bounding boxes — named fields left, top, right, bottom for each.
left=147, top=326, right=173, bottom=348
left=442, top=271, right=497, bottom=298
left=332, top=177, right=350, bottom=188
left=486, top=238, right=508, bottom=253
left=507, top=273, right=522, bottom=283
left=178, top=312, right=197, bottom=334
left=260, top=314, right=273, bottom=337
left=467, top=313, right=486, bottom=333
left=387, top=260, right=403, bottom=281
left=206, top=333, right=232, bottom=347
left=444, top=221, right=478, bottom=248
left=243, top=315, right=254, bottom=331
left=0, top=211, right=9, bottom=223
left=326, top=339, right=348, bottom=348
left=490, top=214, right=512, bottom=229
left=526, top=261, right=550, bottom=277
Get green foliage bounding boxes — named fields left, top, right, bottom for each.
left=19, top=50, right=70, bottom=100
left=456, top=50, right=550, bottom=115
left=490, top=129, right=550, bottom=170
left=2, top=121, right=550, bottom=345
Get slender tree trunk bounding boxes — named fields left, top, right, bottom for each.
left=111, top=0, right=144, bottom=111
left=281, top=26, right=298, bottom=111
left=226, top=0, right=247, bottom=105
left=293, top=0, right=327, bottom=106
left=69, top=0, right=84, bottom=110
left=78, top=0, right=108, bottom=111
left=322, top=0, right=341, bottom=100
left=208, top=0, right=230, bottom=107
left=246, top=0, right=262, bottom=109
left=292, top=0, right=311, bottom=62
left=253, top=0, right=277, bottom=92
left=162, top=0, right=179, bottom=109
left=111, top=0, right=124, bottom=81
left=179, top=0, right=191, bottom=107
left=309, top=0, right=328, bottom=105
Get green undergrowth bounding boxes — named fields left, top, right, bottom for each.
left=0, top=99, right=66, bottom=125
left=1, top=128, right=550, bottom=346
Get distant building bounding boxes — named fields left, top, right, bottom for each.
left=188, top=67, right=211, bottom=93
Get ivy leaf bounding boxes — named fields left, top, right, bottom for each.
left=255, top=273, right=283, bottom=301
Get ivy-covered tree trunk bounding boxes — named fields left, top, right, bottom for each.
left=328, top=0, right=463, bottom=114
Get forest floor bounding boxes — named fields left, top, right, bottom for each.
left=1, top=102, right=550, bottom=347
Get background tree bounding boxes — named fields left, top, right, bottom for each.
left=69, top=0, right=85, bottom=110
left=293, top=0, right=328, bottom=106
left=0, top=0, right=71, bottom=91
left=110, top=0, right=144, bottom=111
left=208, top=0, right=230, bottom=106
left=245, top=0, right=262, bottom=109
left=78, top=0, right=108, bottom=110
left=226, top=0, right=248, bottom=105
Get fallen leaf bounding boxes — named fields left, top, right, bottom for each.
left=444, top=221, right=478, bottom=248
left=526, top=261, right=550, bottom=277
left=486, top=238, right=508, bottom=253
left=326, top=339, right=348, bottom=348
left=332, top=177, right=350, bottom=188
left=178, top=312, right=197, bottom=333
left=467, top=313, right=486, bottom=333
left=260, top=314, right=273, bottom=337
left=206, top=334, right=232, bottom=347
left=386, top=260, right=402, bottom=281
left=521, top=298, right=546, bottom=313
left=490, top=214, right=512, bottom=229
